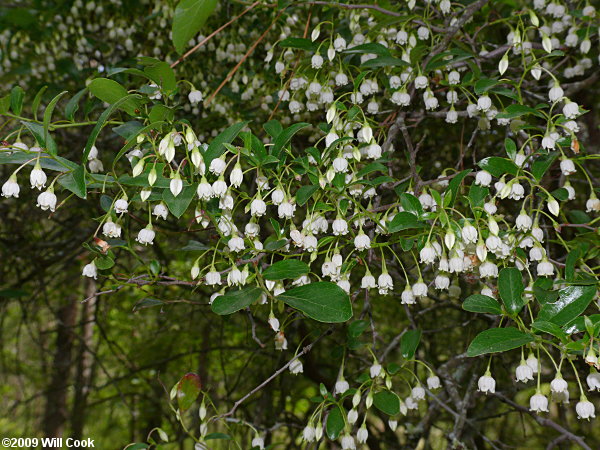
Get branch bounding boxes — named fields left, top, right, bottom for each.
left=170, top=1, right=261, bottom=68
left=214, top=327, right=332, bottom=419
left=494, top=392, right=592, bottom=450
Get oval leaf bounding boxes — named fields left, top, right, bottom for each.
left=373, top=390, right=401, bottom=415
left=498, top=267, right=524, bottom=315
left=263, top=260, right=309, bottom=281
left=326, top=406, right=345, bottom=440
left=172, top=0, right=218, bottom=54
left=467, top=327, right=534, bottom=357
left=276, top=282, right=352, bottom=323
left=176, top=372, right=201, bottom=411
left=211, top=287, right=263, bottom=315
left=462, top=294, right=502, bottom=315
left=537, top=285, right=596, bottom=326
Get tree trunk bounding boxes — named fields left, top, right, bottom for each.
left=71, top=279, right=98, bottom=439
left=43, top=298, right=77, bottom=446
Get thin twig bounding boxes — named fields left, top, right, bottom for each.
left=171, top=1, right=261, bottom=68
left=205, top=10, right=284, bottom=106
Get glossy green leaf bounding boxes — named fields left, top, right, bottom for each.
left=277, top=282, right=352, bottom=323
left=326, top=406, right=345, bottom=440
left=203, top=121, right=248, bottom=168
left=65, top=88, right=87, bottom=121
left=462, top=294, right=502, bottom=315
left=401, top=329, right=421, bottom=359
left=88, top=78, right=141, bottom=115
left=83, top=94, right=142, bottom=161
left=360, top=55, right=408, bottom=69
left=531, top=320, right=567, bottom=340
left=345, top=43, right=391, bottom=57
left=467, top=327, right=534, bottom=357
left=21, top=120, right=58, bottom=155
left=388, top=212, right=427, bottom=233
left=474, top=78, right=498, bottom=94
left=172, top=0, right=218, bottom=54
left=399, top=193, right=422, bottom=217
left=43, top=90, right=68, bottom=150
left=57, top=164, right=87, bottom=199
left=498, top=267, right=524, bottom=315
left=373, top=390, right=401, bottom=415
left=279, top=37, right=317, bottom=52
left=263, top=260, right=309, bottom=281
left=537, top=284, right=596, bottom=326
left=296, top=185, right=319, bottom=206
left=531, top=151, right=558, bottom=181
left=444, top=169, right=471, bottom=207
left=477, top=157, right=519, bottom=177
left=211, top=287, right=263, bottom=315
left=32, top=85, right=48, bottom=120
left=10, top=86, right=24, bottom=115
left=162, top=184, right=195, bottom=218
left=272, top=122, right=310, bottom=158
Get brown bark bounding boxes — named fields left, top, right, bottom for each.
left=71, top=279, right=98, bottom=439
left=43, top=298, right=78, bottom=446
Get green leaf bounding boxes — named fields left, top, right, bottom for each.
left=204, top=433, right=232, bottom=441
left=537, top=285, right=596, bottom=326
left=21, top=120, right=58, bottom=155
left=533, top=277, right=557, bottom=304
left=496, top=104, right=545, bottom=120
left=176, top=372, right=201, bottom=411
left=345, top=43, right=391, bottom=57
left=211, top=287, right=263, bottom=315
left=326, top=406, right=345, bottom=440
left=444, top=169, right=471, bottom=207
left=504, top=137, right=517, bottom=159
left=477, top=156, right=519, bottom=177
left=360, top=56, right=408, bottom=69
left=203, top=121, right=248, bottom=168
left=399, top=193, right=423, bottom=217
left=565, top=248, right=581, bottom=282
left=276, top=282, right=352, bottom=323
left=388, top=212, right=427, bottom=233
left=65, top=88, right=87, bottom=122
left=531, top=151, right=558, bottom=181
left=32, top=85, right=48, bottom=120
left=57, top=164, right=87, bottom=199
left=531, top=320, right=567, bottom=340
left=88, top=78, right=141, bottom=116
left=43, top=90, right=68, bottom=149
left=279, top=37, right=317, bottom=52
left=181, top=240, right=210, bottom=251
left=296, top=185, right=319, bottom=206
left=498, top=267, right=525, bottom=315
left=95, top=255, right=114, bottom=270
left=400, top=329, right=421, bottom=359
left=83, top=94, right=142, bottom=161
left=466, top=327, right=534, bottom=357
left=263, top=260, right=309, bottom=281
left=271, top=122, right=310, bottom=158
left=462, top=294, right=503, bottom=315
left=162, top=184, right=195, bottom=218
left=373, top=391, right=401, bottom=415
left=474, top=78, right=498, bottom=95
left=172, top=0, right=218, bottom=54
left=468, top=184, right=489, bottom=209
left=10, top=86, right=24, bottom=115
left=149, top=104, right=174, bottom=123
left=347, top=320, right=369, bottom=338
left=142, top=59, right=177, bottom=93
left=0, top=94, right=11, bottom=114
left=264, top=238, right=287, bottom=251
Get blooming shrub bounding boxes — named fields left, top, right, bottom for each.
left=1, top=0, right=599, bottom=448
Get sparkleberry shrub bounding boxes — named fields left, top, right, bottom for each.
left=1, top=0, right=599, bottom=448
